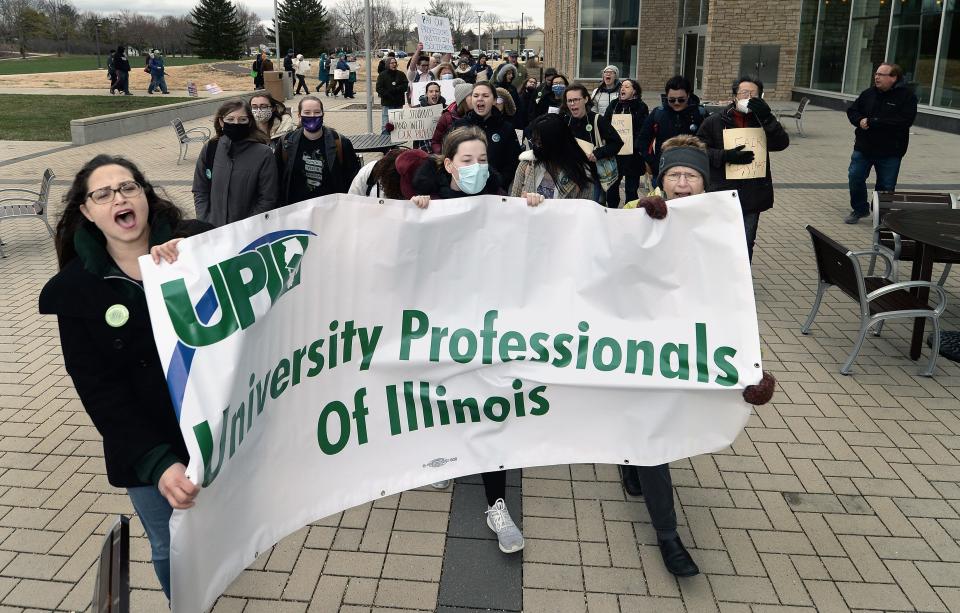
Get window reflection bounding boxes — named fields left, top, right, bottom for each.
left=843, top=0, right=891, bottom=94
left=933, top=0, right=959, bottom=108
left=796, top=0, right=818, bottom=88
left=811, top=0, right=851, bottom=92
left=889, top=0, right=943, bottom=104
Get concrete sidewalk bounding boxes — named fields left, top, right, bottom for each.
left=0, top=100, right=959, bottom=612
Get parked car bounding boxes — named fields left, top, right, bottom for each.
left=485, top=50, right=500, bottom=60
left=396, top=50, right=407, bottom=58
left=521, top=48, right=536, bottom=60
left=377, top=48, right=394, bottom=58
left=470, top=49, right=481, bottom=58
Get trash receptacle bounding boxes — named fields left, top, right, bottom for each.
left=282, top=72, right=293, bottom=100
left=264, top=71, right=287, bottom=101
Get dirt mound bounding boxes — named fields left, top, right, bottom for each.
left=0, top=62, right=253, bottom=92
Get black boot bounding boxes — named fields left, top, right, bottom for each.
left=658, top=536, right=699, bottom=577
left=620, top=465, right=643, bottom=497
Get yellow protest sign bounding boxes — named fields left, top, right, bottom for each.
left=722, top=128, right=767, bottom=180
left=610, top=114, right=633, bottom=155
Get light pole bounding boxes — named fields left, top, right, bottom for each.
left=95, top=20, right=102, bottom=68
left=475, top=11, right=483, bottom=52
left=364, top=0, right=372, bottom=132
left=519, top=12, right=524, bottom=54
left=274, top=0, right=280, bottom=62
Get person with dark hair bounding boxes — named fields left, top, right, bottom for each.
left=252, top=50, right=268, bottom=90
left=510, top=113, right=594, bottom=200
left=495, top=64, right=523, bottom=126
left=637, top=75, right=706, bottom=188
left=250, top=93, right=296, bottom=149
left=843, top=62, right=918, bottom=224
left=277, top=95, right=361, bottom=205
left=348, top=147, right=412, bottom=198
left=534, top=73, right=568, bottom=117
left=419, top=81, right=446, bottom=108
left=192, top=100, right=278, bottom=226
left=604, top=79, right=649, bottom=207
left=107, top=50, right=117, bottom=95
left=518, top=76, right=540, bottom=127
left=39, top=155, right=211, bottom=603
left=561, top=83, right=623, bottom=205
left=473, top=54, right=493, bottom=82
left=453, top=82, right=523, bottom=187
left=430, top=81, right=474, bottom=154
left=113, top=46, right=132, bottom=96
left=454, top=57, right=476, bottom=84
left=376, top=56, right=408, bottom=134
left=697, top=76, right=789, bottom=261
left=376, top=51, right=396, bottom=74
left=283, top=49, right=295, bottom=86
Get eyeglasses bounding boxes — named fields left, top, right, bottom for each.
left=736, top=90, right=756, bottom=98
left=223, top=116, right=250, bottom=124
left=667, top=97, right=687, bottom=104
left=874, top=72, right=894, bottom=77
left=86, top=180, right=143, bottom=205
left=566, top=97, right=585, bottom=103
left=662, top=172, right=702, bottom=183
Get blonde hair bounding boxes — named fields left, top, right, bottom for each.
left=434, top=126, right=487, bottom=168
left=661, top=135, right=706, bottom=153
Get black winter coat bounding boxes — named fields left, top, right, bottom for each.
left=604, top=98, right=650, bottom=177
left=696, top=104, right=790, bottom=215
left=564, top=110, right=624, bottom=161
left=277, top=127, right=361, bottom=205
left=411, top=160, right=504, bottom=199
left=846, top=81, right=918, bottom=158
left=376, top=69, right=408, bottom=107
left=638, top=102, right=706, bottom=176
left=453, top=108, right=522, bottom=187
left=38, top=218, right=211, bottom=487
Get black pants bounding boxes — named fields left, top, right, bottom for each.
left=606, top=173, right=641, bottom=209
left=636, top=464, right=677, bottom=535
left=481, top=470, right=506, bottom=506
left=295, top=75, right=308, bottom=94
left=345, top=80, right=354, bottom=98
left=331, top=80, right=345, bottom=96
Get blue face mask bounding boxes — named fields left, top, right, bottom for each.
left=455, top=163, right=490, bottom=195
left=441, top=73, right=454, bottom=80
left=552, top=84, right=565, bottom=97
left=302, top=115, right=324, bottom=133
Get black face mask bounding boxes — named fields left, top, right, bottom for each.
left=222, top=122, right=251, bottom=141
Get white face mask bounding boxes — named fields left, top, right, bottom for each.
left=736, top=98, right=751, bottom=114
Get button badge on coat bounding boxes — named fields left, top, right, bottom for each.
left=491, top=133, right=501, bottom=142
left=105, top=304, right=129, bottom=328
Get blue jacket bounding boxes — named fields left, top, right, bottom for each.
left=148, top=57, right=164, bottom=77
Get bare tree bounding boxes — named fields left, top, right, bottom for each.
left=446, top=1, right=473, bottom=49
left=0, top=0, right=47, bottom=57
left=38, top=0, right=76, bottom=55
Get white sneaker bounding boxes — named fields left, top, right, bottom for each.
left=485, top=498, right=524, bottom=553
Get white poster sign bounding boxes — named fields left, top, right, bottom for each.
left=140, top=192, right=761, bottom=613
left=417, top=14, right=455, bottom=53
left=410, top=79, right=456, bottom=107
left=387, top=105, right=444, bottom=142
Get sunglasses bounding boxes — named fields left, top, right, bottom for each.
left=667, top=97, right=688, bottom=104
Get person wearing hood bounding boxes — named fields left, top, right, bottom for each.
left=843, top=62, right=917, bottom=224
left=603, top=79, right=649, bottom=208
left=495, top=64, right=523, bottom=125
left=495, top=87, right=517, bottom=120
left=473, top=54, right=493, bottom=82
left=276, top=95, right=361, bottom=205
left=192, top=100, right=278, bottom=227
left=113, top=46, right=131, bottom=96
left=697, top=76, right=789, bottom=261
left=510, top=113, right=594, bottom=200
left=283, top=49, right=295, bottom=86
left=376, top=56, right=408, bottom=134
left=316, top=53, right=331, bottom=94
left=454, top=57, right=476, bottom=84
left=534, top=73, right=568, bottom=117
left=431, top=81, right=473, bottom=154
left=294, top=53, right=311, bottom=95
left=561, top=84, right=623, bottom=205
left=452, top=82, right=523, bottom=187
left=503, top=51, right=528, bottom=86
left=591, top=65, right=621, bottom=116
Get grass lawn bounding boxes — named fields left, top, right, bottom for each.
left=0, top=55, right=218, bottom=75
left=0, top=94, right=194, bottom=141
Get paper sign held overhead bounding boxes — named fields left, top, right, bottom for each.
left=417, top=14, right=455, bottom=53
left=388, top=105, right=444, bottom=142
left=610, top=114, right=633, bottom=155
left=722, top=127, right=767, bottom=180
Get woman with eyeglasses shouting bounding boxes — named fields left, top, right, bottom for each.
left=192, top=100, right=279, bottom=227
left=39, top=155, right=213, bottom=603
left=637, top=75, right=707, bottom=189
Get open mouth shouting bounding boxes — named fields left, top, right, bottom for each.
left=114, top=207, right=137, bottom=230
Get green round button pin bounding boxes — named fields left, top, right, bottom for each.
left=105, top=304, right=130, bottom=328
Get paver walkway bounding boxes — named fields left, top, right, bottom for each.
left=0, top=96, right=959, bottom=612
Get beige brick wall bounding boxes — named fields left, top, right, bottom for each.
left=701, top=0, right=802, bottom=102
left=637, top=0, right=680, bottom=96
left=543, top=0, right=579, bottom=80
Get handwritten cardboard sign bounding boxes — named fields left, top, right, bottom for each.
left=722, top=127, right=767, bottom=180
left=388, top=105, right=444, bottom=143
left=417, top=14, right=455, bottom=53
left=410, top=80, right=456, bottom=107
left=610, top=114, right=633, bottom=155
left=575, top=138, right=594, bottom=157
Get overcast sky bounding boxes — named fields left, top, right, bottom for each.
left=69, top=0, right=544, bottom=28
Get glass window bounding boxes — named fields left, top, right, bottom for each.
left=842, top=0, right=892, bottom=94
left=795, top=0, right=818, bottom=87
left=811, top=0, right=851, bottom=91
left=581, top=0, right=609, bottom=29
left=700, top=0, right=709, bottom=24
left=933, top=0, right=960, bottom=108
left=609, top=30, right=638, bottom=77
left=611, top=0, right=640, bottom=28
left=889, top=0, right=944, bottom=105
left=680, top=0, right=701, bottom=28
left=579, top=30, right=609, bottom=77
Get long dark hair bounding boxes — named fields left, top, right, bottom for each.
left=55, top=155, right=183, bottom=269
left=212, top=100, right=269, bottom=144
left=528, top=113, right=591, bottom=188
left=249, top=92, right=289, bottom=135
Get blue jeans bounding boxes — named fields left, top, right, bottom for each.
left=127, top=485, right=173, bottom=599
left=848, top=150, right=902, bottom=215
left=148, top=75, right=168, bottom=94
left=743, top=211, right=760, bottom=262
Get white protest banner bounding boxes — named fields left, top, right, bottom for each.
left=140, top=192, right=761, bottom=613
left=410, top=79, right=456, bottom=107
left=387, top=105, right=443, bottom=142
left=722, top=127, right=767, bottom=180
left=417, top=14, right=455, bottom=53
left=611, top=114, right=633, bottom=155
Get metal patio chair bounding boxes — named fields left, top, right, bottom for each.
left=0, top=168, right=55, bottom=258
left=775, top=96, right=810, bottom=137
left=172, top=117, right=211, bottom=165
left=91, top=515, right=130, bottom=613
left=801, top=225, right=947, bottom=377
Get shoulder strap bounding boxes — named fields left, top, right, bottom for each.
left=334, top=133, right=343, bottom=164
left=204, top=141, right=217, bottom=179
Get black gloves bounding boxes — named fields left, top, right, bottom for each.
left=722, top=144, right=755, bottom=165
left=747, top=97, right=772, bottom=121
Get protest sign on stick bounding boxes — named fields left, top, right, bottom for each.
left=388, top=105, right=444, bottom=142
left=722, top=127, right=767, bottom=180
left=417, top=14, right=455, bottom=53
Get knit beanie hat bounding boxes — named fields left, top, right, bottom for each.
left=454, top=82, right=474, bottom=105
left=657, top=146, right=710, bottom=185
left=602, top=65, right=619, bottom=78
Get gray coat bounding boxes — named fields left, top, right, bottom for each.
left=192, top=135, right=278, bottom=227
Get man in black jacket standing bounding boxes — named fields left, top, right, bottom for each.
left=844, top=63, right=917, bottom=224
left=697, top=76, right=789, bottom=261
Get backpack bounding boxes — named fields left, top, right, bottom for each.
left=280, top=130, right=343, bottom=166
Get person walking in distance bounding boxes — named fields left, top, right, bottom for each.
left=843, top=63, right=918, bottom=224
left=113, top=46, right=132, bottom=96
